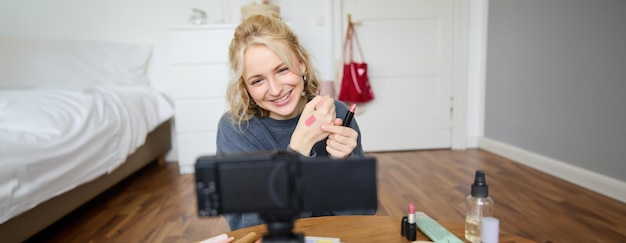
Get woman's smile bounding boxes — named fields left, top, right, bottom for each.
left=271, top=90, right=292, bottom=106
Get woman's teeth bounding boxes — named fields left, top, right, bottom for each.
left=274, top=91, right=291, bottom=103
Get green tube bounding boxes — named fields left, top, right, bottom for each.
left=414, top=212, right=463, bottom=243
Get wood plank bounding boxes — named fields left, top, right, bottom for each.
left=26, top=149, right=626, bottom=243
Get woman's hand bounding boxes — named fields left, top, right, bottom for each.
left=289, top=96, right=336, bottom=156
left=322, top=118, right=358, bottom=158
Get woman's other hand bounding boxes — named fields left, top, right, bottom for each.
left=322, top=118, right=358, bottom=158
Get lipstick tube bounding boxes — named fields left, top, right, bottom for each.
left=401, top=216, right=408, bottom=236
left=342, top=104, right=357, bottom=127
left=407, top=203, right=417, bottom=241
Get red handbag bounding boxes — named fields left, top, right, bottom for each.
left=338, top=23, right=375, bottom=103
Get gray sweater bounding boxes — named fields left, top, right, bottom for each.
left=216, top=100, right=373, bottom=230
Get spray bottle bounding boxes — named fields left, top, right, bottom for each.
left=464, top=170, right=493, bottom=243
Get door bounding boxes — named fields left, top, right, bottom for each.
left=339, top=0, right=459, bottom=151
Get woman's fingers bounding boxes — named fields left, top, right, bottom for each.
left=323, top=124, right=358, bottom=158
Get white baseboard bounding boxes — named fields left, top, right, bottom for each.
left=477, top=137, right=626, bottom=204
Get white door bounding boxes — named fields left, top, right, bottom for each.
left=338, top=0, right=460, bottom=151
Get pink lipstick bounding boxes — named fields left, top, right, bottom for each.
left=342, top=104, right=357, bottom=127
left=407, top=203, right=417, bottom=241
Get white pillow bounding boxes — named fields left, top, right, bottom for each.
left=0, top=38, right=152, bottom=90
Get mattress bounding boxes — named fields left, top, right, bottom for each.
left=0, top=85, right=174, bottom=224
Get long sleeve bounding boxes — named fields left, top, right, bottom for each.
left=216, top=114, right=266, bottom=154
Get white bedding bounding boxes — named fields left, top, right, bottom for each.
left=0, top=85, right=174, bottom=224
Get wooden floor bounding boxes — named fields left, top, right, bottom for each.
left=27, top=149, right=626, bottom=243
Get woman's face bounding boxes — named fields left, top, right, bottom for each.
left=243, top=43, right=306, bottom=120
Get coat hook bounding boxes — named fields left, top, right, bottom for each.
left=347, top=14, right=362, bottom=25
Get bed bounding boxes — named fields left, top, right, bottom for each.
left=0, top=38, right=174, bottom=242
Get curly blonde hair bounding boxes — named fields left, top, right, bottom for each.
left=225, top=13, right=321, bottom=125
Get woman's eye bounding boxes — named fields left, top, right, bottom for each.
left=251, top=79, right=263, bottom=85
left=278, top=67, right=289, bottom=73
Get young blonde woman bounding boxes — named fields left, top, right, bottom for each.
left=216, top=13, right=374, bottom=230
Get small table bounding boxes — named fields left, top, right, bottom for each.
left=229, top=215, right=533, bottom=242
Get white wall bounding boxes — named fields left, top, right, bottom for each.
left=466, top=0, right=488, bottom=148
left=0, top=0, right=334, bottom=93
left=0, top=0, right=337, bottom=161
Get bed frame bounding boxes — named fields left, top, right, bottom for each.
left=0, top=120, right=172, bottom=243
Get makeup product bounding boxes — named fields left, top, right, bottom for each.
left=415, top=211, right=463, bottom=243
left=480, top=217, right=499, bottom=243
left=342, top=104, right=357, bottom=127
left=407, top=203, right=417, bottom=241
left=305, top=114, right=316, bottom=126
left=465, top=170, right=493, bottom=243
left=400, top=216, right=408, bottom=237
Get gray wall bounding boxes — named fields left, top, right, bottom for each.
left=485, top=0, right=626, bottom=182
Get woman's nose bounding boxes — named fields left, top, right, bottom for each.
left=267, top=78, right=282, bottom=95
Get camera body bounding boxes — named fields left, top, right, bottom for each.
left=195, top=150, right=377, bottom=217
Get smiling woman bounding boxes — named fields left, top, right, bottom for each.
left=214, top=13, right=375, bottom=231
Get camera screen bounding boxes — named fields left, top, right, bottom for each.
left=217, top=159, right=294, bottom=213
left=195, top=151, right=377, bottom=217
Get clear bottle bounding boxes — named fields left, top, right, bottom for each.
left=465, top=170, right=493, bottom=243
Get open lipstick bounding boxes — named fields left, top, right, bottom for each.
left=342, top=104, right=357, bottom=127
left=407, top=203, right=417, bottom=241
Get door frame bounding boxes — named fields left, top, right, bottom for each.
left=327, top=0, right=474, bottom=149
